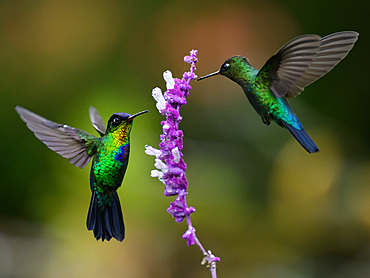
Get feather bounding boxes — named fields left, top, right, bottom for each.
left=281, top=121, right=319, bottom=153
left=286, top=31, right=359, bottom=98
left=89, top=107, right=106, bottom=136
left=16, top=106, right=98, bottom=168
left=258, top=34, right=321, bottom=98
left=86, top=192, right=97, bottom=230
left=258, top=31, right=359, bottom=98
left=112, top=193, right=125, bottom=240
left=86, top=191, right=125, bottom=242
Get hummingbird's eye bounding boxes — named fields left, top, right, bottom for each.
left=223, top=63, right=230, bottom=69
left=112, top=117, right=122, bottom=126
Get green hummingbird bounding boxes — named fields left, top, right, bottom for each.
left=198, top=31, right=359, bottom=153
left=16, top=106, right=148, bottom=241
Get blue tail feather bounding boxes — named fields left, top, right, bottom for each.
left=281, top=121, right=319, bottom=153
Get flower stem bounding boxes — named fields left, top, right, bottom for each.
left=184, top=195, right=219, bottom=277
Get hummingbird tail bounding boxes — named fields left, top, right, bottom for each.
left=86, top=191, right=125, bottom=242
left=281, top=121, right=319, bottom=153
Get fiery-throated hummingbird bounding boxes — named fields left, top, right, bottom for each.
left=198, top=31, right=359, bottom=153
left=16, top=106, right=148, bottom=241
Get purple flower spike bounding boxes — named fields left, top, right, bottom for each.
left=146, top=50, right=220, bottom=278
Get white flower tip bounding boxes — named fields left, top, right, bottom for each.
left=171, top=147, right=181, bottom=163
left=152, top=87, right=166, bottom=111
left=154, top=159, right=168, bottom=172
left=163, top=70, right=175, bottom=89
left=163, top=123, right=170, bottom=131
left=163, top=70, right=173, bottom=80
left=145, top=145, right=161, bottom=157
left=152, top=87, right=162, bottom=99
left=151, top=170, right=163, bottom=179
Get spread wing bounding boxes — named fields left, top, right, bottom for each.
left=285, top=31, right=359, bottom=98
left=16, top=106, right=99, bottom=168
left=89, top=106, right=106, bottom=136
left=257, top=31, right=359, bottom=98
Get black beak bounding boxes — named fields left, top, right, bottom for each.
left=197, top=70, right=221, bottom=81
left=128, top=110, right=149, bottom=121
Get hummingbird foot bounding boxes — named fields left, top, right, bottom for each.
left=262, top=117, right=270, bottom=126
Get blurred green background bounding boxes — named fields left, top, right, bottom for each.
left=1, top=0, right=369, bottom=277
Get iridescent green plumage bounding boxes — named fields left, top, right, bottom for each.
left=198, top=31, right=359, bottom=153
left=16, top=106, right=148, bottom=241
left=228, top=56, right=302, bottom=130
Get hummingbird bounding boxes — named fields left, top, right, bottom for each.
left=198, top=31, right=359, bottom=153
left=16, top=106, right=148, bottom=241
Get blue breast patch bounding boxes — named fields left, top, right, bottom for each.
left=114, top=145, right=128, bottom=162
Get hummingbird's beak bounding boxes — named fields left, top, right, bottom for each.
left=128, top=110, right=149, bottom=121
left=197, top=70, right=221, bottom=81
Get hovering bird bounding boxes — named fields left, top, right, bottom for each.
left=16, top=106, right=148, bottom=241
left=198, top=31, right=359, bottom=153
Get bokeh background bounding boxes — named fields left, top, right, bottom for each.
left=1, top=0, right=369, bottom=277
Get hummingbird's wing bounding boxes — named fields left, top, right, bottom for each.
left=285, top=31, right=359, bottom=98
left=258, top=31, right=359, bottom=99
left=16, top=106, right=99, bottom=169
left=257, top=34, right=321, bottom=98
left=89, top=107, right=106, bottom=136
